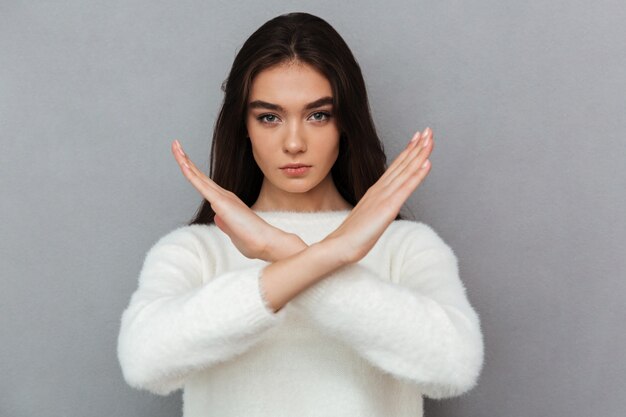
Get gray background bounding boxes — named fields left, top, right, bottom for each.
left=1, top=1, right=624, bottom=416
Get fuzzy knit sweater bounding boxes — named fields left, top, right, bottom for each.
left=117, top=209, right=484, bottom=417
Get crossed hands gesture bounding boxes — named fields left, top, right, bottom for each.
left=171, top=127, right=433, bottom=265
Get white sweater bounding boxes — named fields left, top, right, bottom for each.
left=117, top=209, right=484, bottom=417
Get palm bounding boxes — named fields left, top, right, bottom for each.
left=325, top=128, right=434, bottom=263
left=170, top=139, right=282, bottom=260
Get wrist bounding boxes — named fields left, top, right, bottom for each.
left=317, top=236, right=352, bottom=268
left=265, top=232, right=307, bottom=262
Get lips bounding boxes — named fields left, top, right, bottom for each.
left=280, top=163, right=311, bottom=169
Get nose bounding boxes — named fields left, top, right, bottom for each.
left=283, top=122, right=307, bottom=154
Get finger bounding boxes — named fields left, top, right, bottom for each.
left=407, top=130, right=422, bottom=146
left=403, top=131, right=433, bottom=176
left=386, top=128, right=430, bottom=176
left=383, top=128, right=432, bottom=186
left=394, top=136, right=433, bottom=187
left=181, top=161, right=222, bottom=203
left=387, top=156, right=432, bottom=209
left=172, top=140, right=224, bottom=194
left=172, top=140, right=209, bottom=182
left=171, top=140, right=223, bottom=201
left=376, top=130, right=422, bottom=184
left=403, top=158, right=432, bottom=192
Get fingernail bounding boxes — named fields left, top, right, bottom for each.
left=423, top=127, right=432, bottom=147
left=421, top=159, right=430, bottom=169
left=177, top=141, right=186, bottom=156
left=410, top=131, right=420, bottom=143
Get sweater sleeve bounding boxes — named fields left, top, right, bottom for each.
left=290, top=222, right=484, bottom=400
left=116, top=226, right=287, bottom=396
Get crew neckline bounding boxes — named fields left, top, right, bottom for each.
left=252, top=208, right=352, bottom=221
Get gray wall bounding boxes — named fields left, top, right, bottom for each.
left=1, top=1, right=624, bottom=416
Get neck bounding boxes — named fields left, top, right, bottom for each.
left=251, top=177, right=353, bottom=212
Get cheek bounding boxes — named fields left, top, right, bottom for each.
left=249, top=143, right=261, bottom=164
left=249, top=141, right=271, bottom=170
left=330, top=146, right=340, bottom=165
left=322, top=135, right=341, bottom=163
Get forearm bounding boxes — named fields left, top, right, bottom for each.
left=270, top=233, right=483, bottom=397
left=259, top=237, right=345, bottom=313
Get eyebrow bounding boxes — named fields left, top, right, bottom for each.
left=248, top=96, right=333, bottom=112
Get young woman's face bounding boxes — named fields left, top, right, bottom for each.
left=245, top=61, right=341, bottom=204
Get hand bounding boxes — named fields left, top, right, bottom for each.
left=171, top=139, right=293, bottom=262
left=323, top=127, right=434, bottom=264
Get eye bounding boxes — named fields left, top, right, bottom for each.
left=309, top=111, right=332, bottom=122
left=257, top=114, right=280, bottom=124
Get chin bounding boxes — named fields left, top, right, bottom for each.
left=283, top=183, right=319, bottom=193
left=276, top=179, right=321, bottom=193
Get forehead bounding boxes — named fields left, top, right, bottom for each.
left=248, top=62, right=332, bottom=104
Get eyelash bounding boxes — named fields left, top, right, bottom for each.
left=256, top=111, right=332, bottom=125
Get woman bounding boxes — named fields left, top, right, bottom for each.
left=117, top=12, right=484, bottom=417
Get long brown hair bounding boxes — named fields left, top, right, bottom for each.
left=188, top=12, right=409, bottom=225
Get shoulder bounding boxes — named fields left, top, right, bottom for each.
left=148, top=223, right=212, bottom=248
left=143, top=223, right=224, bottom=263
left=387, top=219, right=456, bottom=254
left=386, top=220, right=465, bottom=294
left=138, top=224, right=226, bottom=288
left=382, top=219, right=459, bottom=273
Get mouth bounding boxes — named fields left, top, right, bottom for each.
left=280, top=164, right=312, bottom=169
left=280, top=165, right=311, bottom=176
